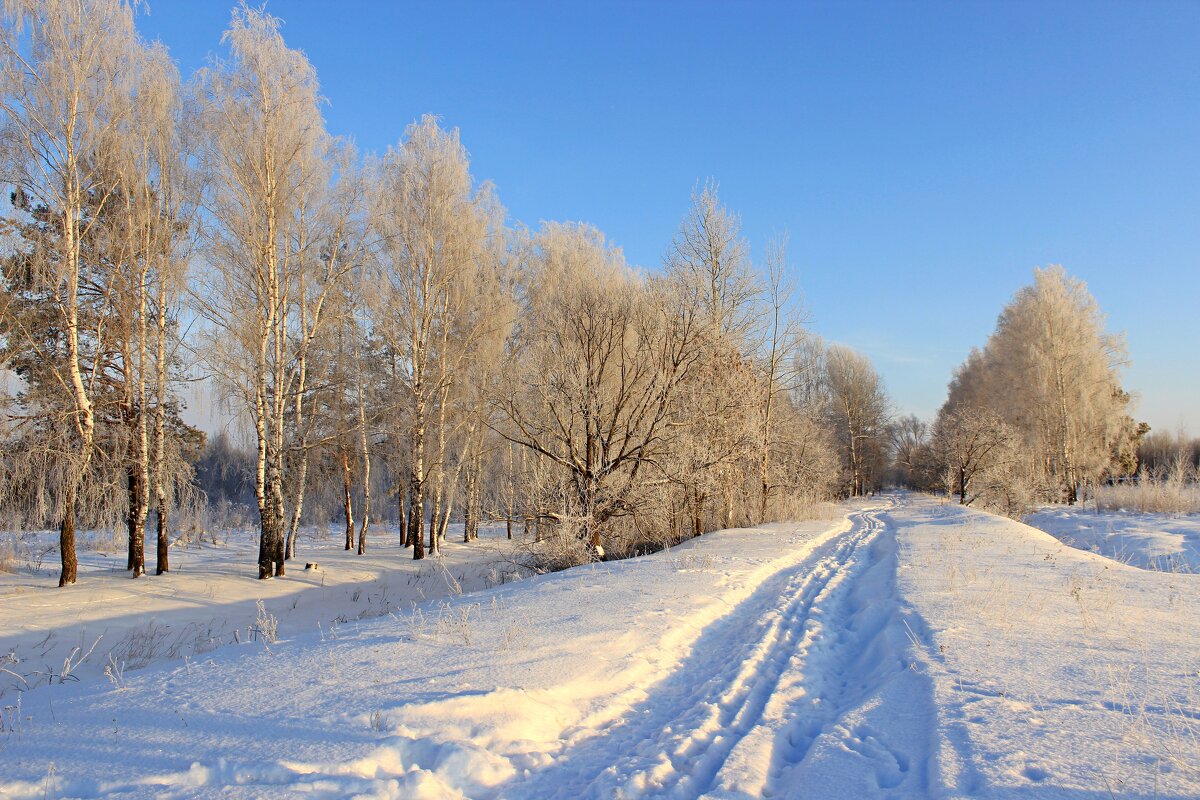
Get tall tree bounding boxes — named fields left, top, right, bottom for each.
left=665, top=184, right=763, bottom=531
left=756, top=235, right=806, bottom=521
left=109, top=37, right=197, bottom=577
left=0, top=0, right=144, bottom=585
left=500, top=223, right=704, bottom=553
left=666, top=180, right=760, bottom=344
left=196, top=6, right=353, bottom=578
left=824, top=344, right=890, bottom=496
left=367, top=116, right=498, bottom=560
left=940, top=266, right=1136, bottom=505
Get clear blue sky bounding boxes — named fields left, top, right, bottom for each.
left=139, top=1, right=1200, bottom=434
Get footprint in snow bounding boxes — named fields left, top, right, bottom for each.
left=842, top=725, right=910, bottom=789
left=1022, top=765, right=1050, bottom=782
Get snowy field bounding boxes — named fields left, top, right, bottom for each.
left=1026, top=506, right=1200, bottom=573
left=0, top=523, right=526, bottom=699
left=0, top=495, right=1197, bottom=799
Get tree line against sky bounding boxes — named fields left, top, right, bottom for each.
left=0, top=1, right=1150, bottom=588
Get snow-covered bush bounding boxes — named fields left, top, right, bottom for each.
left=251, top=600, right=278, bottom=644
left=520, top=523, right=595, bottom=574
left=1096, top=460, right=1200, bottom=514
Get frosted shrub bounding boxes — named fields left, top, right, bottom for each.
left=975, top=470, right=1039, bottom=519
left=770, top=495, right=841, bottom=522
left=0, top=536, right=14, bottom=573
left=1096, top=461, right=1200, bottom=514
left=251, top=600, right=278, bottom=644
left=522, top=523, right=595, bottom=574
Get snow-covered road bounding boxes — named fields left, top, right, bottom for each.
left=1, top=495, right=1197, bottom=799
left=506, top=499, right=931, bottom=799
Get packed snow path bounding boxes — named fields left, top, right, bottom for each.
left=503, top=499, right=928, bottom=799
left=2, top=495, right=1197, bottom=799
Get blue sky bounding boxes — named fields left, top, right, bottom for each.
left=139, top=1, right=1200, bottom=434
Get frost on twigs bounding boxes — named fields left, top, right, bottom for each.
left=251, top=600, right=278, bottom=644
left=103, top=654, right=127, bottom=691
left=517, top=520, right=597, bottom=575
left=671, top=552, right=715, bottom=572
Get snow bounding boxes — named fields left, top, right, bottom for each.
left=0, top=495, right=1197, bottom=799
left=900, top=499, right=1200, bottom=797
left=0, top=523, right=526, bottom=698
left=1026, top=506, right=1200, bottom=572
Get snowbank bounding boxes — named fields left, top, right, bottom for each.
left=1, top=496, right=1197, bottom=799
left=1026, top=506, right=1200, bottom=572
left=0, top=523, right=525, bottom=698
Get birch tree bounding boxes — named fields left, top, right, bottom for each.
left=824, top=344, right=890, bottom=496
left=756, top=235, right=806, bottom=521
left=196, top=6, right=353, bottom=578
left=666, top=180, right=760, bottom=344
left=0, top=0, right=142, bottom=585
left=940, top=266, right=1136, bottom=505
left=664, top=183, right=763, bottom=530
left=368, top=116, right=497, bottom=560
left=107, top=37, right=198, bottom=577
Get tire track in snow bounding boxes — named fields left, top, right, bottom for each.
left=0, top=504, right=922, bottom=800
left=746, top=500, right=934, bottom=799
left=501, top=500, right=908, bottom=800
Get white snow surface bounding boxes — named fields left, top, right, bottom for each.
left=1025, top=506, right=1200, bottom=572
left=0, top=523, right=526, bottom=698
left=0, top=495, right=1197, bottom=799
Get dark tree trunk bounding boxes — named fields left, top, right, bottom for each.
left=428, top=506, right=438, bottom=553
left=127, top=468, right=145, bottom=577
left=407, top=487, right=420, bottom=549
left=155, top=505, right=169, bottom=575
left=506, top=517, right=512, bottom=540
left=59, top=491, right=78, bottom=587
left=670, top=495, right=679, bottom=543
left=407, top=484, right=420, bottom=550
left=398, top=487, right=408, bottom=548
left=959, top=466, right=967, bottom=505
left=411, top=482, right=425, bottom=560
left=258, top=473, right=285, bottom=579
left=257, top=512, right=272, bottom=580
left=272, top=483, right=286, bottom=578
left=342, top=450, right=354, bottom=551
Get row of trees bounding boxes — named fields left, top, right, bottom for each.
left=0, top=1, right=892, bottom=586
left=6, top=2, right=1147, bottom=586
left=1135, top=429, right=1200, bottom=476
left=0, top=0, right=201, bottom=583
